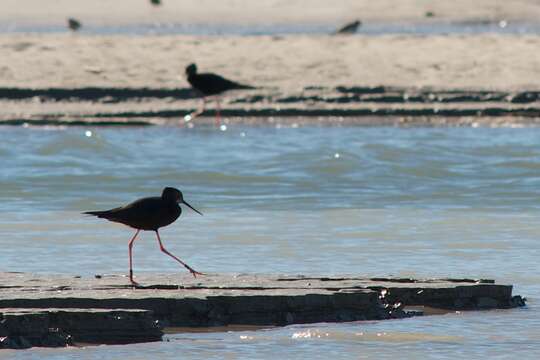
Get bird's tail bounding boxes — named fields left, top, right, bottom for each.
left=239, top=84, right=257, bottom=90
left=83, top=210, right=109, bottom=218
left=233, top=83, right=256, bottom=90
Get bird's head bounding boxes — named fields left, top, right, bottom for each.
left=185, top=63, right=197, bottom=77
left=162, top=187, right=203, bottom=215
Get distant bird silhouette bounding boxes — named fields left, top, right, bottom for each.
left=184, top=63, right=254, bottom=125
left=334, top=20, right=361, bottom=35
left=84, top=187, right=203, bottom=286
left=67, top=18, right=82, bottom=32
left=150, top=0, right=161, bottom=6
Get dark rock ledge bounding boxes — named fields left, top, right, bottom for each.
left=0, top=308, right=161, bottom=349
left=0, top=272, right=526, bottom=349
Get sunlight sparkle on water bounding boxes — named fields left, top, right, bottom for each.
left=292, top=329, right=330, bottom=339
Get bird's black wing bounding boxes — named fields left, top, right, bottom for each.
left=335, top=20, right=361, bottom=35
left=84, top=197, right=165, bottom=227
left=191, top=73, right=254, bottom=96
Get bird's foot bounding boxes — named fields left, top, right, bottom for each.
left=189, top=269, right=205, bottom=278
left=129, top=274, right=140, bottom=288
left=184, top=112, right=199, bottom=123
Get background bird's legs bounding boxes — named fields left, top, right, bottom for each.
left=184, top=97, right=206, bottom=122
left=128, top=229, right=140, bottom=286
left=215, top=98, right=222, bottom=126
left=155, top=230, right=204, bottom=277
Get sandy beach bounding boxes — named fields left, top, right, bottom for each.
left=1, top=1, right=540, bottom=126
left=1, top=33, right=540, bottom=126
left=2, top=33, right=540, bottom=91
left=3, top=0, right=540, bottom=27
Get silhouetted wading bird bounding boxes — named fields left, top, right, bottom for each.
left=184, top=63, right=254, bottom=125
left=67, top=18, right=82, bottom=32
left=83, top=187, right=203, bottom=285
left=334, top=20, right=361, bottom=35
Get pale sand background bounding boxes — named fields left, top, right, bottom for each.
left=3, top=0, right=540, bottom=26
left=2, top=0, right=540, bottom=91
left=2, top=0, right=540, bottom=126
left=1, top=34, right=540, bottom=91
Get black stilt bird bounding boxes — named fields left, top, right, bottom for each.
left=67, top=18, right=82, bottom=32
left=184, top=63, right=254, bottom=125
left=334, top=20, right=361, bottom=35
left=84, top=187, right=203, bottom=285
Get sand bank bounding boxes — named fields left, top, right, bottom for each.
left=1, top=33, right=540, bottom=126
left=2, top=34, right=540, bottom=90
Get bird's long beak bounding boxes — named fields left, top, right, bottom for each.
left=182, top=200, right=203, bottom=216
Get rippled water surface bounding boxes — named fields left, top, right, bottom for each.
left=1, top=124, right=539, bottom=359
left=3, top=21, right=540, bottom=35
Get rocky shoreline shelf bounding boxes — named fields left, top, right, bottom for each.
left=0, top=272, right=525, bottom=349
left=1, top=86, right=540, bottom=127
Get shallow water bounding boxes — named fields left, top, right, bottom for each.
left=2, top=20, right=540, bottom=36
left=1, top=124, right=539, bottom=358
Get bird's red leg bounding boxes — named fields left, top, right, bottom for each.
left=185, top=98, right=206, bottom=122
left=128, top=229, right=140, bottom=286
left=198, top=97, right=206, bottom=117
left=215, top=98, right=222, bottom=127
left=155, top=230, right=204, bottom=277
